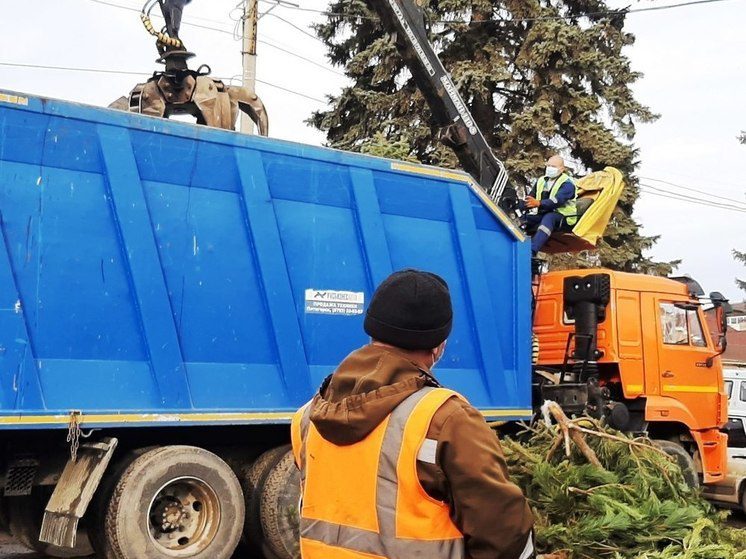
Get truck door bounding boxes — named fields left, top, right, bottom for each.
left=653, top=298, right=720, bottom=429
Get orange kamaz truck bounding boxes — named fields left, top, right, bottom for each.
left=533, top=270, right=729, bottom=483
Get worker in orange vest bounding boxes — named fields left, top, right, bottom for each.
left=292, top=269, right=535, bottom=559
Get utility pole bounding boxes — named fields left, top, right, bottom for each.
left=241, top=0, right=259, bottom=134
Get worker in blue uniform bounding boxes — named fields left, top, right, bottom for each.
left=521, top=155, right=578, bottom=255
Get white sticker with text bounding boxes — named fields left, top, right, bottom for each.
left=305, top=289, right=365, bottom=316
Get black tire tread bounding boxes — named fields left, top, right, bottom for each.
left=653, top=439, right=700, bottom=489
left=89, top=447, right=156, bottom=559
left=104, top=447, right=178, bottom=559
left=103, top=445, right=243, bottom=559
left=242, top=445, right=290, bottom=556
left=260, top=450, right=301, bottom=559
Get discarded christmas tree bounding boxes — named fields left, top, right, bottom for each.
left=502, top=403, right=746, bottom=558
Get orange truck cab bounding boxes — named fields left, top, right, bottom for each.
left=533, top=269, right=729, bottom=483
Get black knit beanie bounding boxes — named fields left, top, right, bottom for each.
left=364, top=269, right=453, bottom=350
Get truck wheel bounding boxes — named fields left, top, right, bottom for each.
left=6, top=488, right=94, bottom=557
left=260, top=450, right=301, bottom=559
left=242, top=445, right=289, bottom=557
left=89, top=447, right=158, bottom=559
left=101, top=445, right=244, bottom=559
left=653, top=440, right=700, bottom=489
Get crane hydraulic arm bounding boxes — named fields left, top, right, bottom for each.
left=368, top=0, right=518, bottom=214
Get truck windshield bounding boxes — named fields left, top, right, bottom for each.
left=725, top=380, right=733, bottom=399
left=659, top=303, right=707, bottom=347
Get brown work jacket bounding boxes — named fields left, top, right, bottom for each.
left=308, top=343, right=535, bottom=559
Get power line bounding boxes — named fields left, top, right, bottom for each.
left=639, top=181, right=746, bottom=209
left=638, top=183, right=746, bottom=213
left=640, top=176, right=746, bottom=206
left=98, top=0, right=230, bottom=25
left=639, top=189, right=746, bottom=214
left=85, top=0, right=343, bottom=76
left=258, top=0, right=739, bottom=24
left=262, top=12, right=326, bottom=43
left=642, top=167, right=746, bottom=190
left=260, top=39, right=345, bottom=76
left=0, top=61, right=148, bottom=77
left=0, top=61, right=327, bottom=103
left=0, top=69, right=735, bottom=204
left=638, top=188, right=746, bottom=213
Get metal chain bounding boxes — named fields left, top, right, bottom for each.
left=66, top=411, right=82, bottom=462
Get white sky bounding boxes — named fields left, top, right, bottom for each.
left=1, top=0, right=744, bottom=301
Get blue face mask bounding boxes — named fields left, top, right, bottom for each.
left=545, top=166, right=561, bottom=178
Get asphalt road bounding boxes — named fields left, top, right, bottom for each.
left=0, top=533, right=37, bottom=559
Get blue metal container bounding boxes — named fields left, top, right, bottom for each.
left=0, top=91, right=532, bottom=429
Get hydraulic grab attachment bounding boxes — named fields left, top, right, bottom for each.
left=110, top=0, right=269, bottom=135
left=368, top=0, right=518, bottom=215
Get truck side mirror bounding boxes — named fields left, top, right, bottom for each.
left=706, top=291, right=730, bottom=367
left=709, top=291, right=732, bottom=333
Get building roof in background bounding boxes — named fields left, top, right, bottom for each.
left=705, top=310, right=746, bottom=365
left=730, top=301, right=746, bottom=315
left=722, top=329, right=746, bottom=364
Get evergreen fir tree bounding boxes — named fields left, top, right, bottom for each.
left=735, top=250, right=746, bottom=293
left=312, top=0, right=677, bottom=274
left=736, top=135, right=745, bottom=293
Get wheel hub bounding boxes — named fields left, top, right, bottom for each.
left=146, top=477, right=220, bottom=556
left=151, top=496, right=188, bottom=532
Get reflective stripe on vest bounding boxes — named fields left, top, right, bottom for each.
left=537, top=173, right=578, bottom=225
left=292, top=387, right=465, bottom=559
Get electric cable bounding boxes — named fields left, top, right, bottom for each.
left=87, top=0, right=345, bottom=76
left=640, top=176, right=746, bottom=206
left=0, top=61, right=328, bottom=103
left=0, top=69, right=737, bottom=208
left=638, top=183, right=746, bottom=213
left=639, top=189, right=746, bottom=213
left=261, top=12, right=326, bottom=43
left=260, top=40, right=345, bottom=76
left=257, top=0, right=741, bottom=24
left=639, top=181, right=746, bottom=208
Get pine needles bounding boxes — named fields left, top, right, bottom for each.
left=502, top=404, right=746, bottom=558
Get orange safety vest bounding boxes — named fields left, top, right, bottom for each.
left=291, top=387, right=465, bottom=559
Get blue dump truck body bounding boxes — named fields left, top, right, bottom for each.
left=0, top=91, right=532, bottom=429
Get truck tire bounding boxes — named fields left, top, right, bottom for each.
left=89, top=447, right=158, bottom=559
left=260, top=450, right=301, bottom=559
left=100, top=445, right=244, bottom=559
left=6, top=488, right=94, bottom=557
left=653, top=440, right=700, bottom=489
left=242, top=445, right=289, bottom=557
